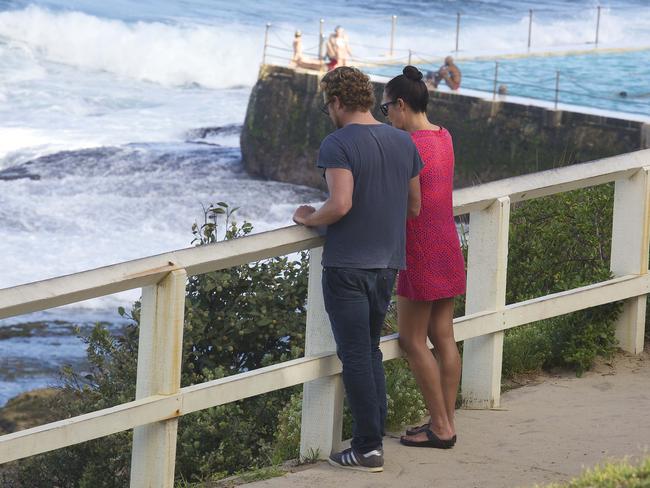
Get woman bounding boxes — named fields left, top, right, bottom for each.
left=291, top=30, right=324, bottom=71
left=381, top=65, right=466, bottom=449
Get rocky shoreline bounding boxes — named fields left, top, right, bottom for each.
left=0, top=319, right=124, bottom=408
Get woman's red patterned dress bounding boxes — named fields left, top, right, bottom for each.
left=397, top=128, right=466, bottom=301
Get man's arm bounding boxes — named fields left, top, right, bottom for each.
left=407, top=175, right=421, bottom=218
left=446, top=66, right=461, bottom=90
left=293, top=168, right=353, bottom=227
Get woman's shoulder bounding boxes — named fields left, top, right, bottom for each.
left=411, top=127, right=454, bottom=160
left=411, top=127, right=452, bottom=147
left=411, top=126, right=447, bottom=138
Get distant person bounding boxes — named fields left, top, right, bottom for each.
left=381, top=65, right=465, bottom=449
left=291, top=30, right=303, bottom=66
left=424, top=70, right=435, bottom=89
left=498, top=84, right=508, bottom=96
left=293, top=66, right=423, bottom=471
left=326, top=26, right=352, bottom=70
left=433, top=56, right=461, bottom=90
left=290, top=30, right=324, bottom=71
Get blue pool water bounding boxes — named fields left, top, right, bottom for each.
left=369, top=50, right=650, bottom=117
left=451, top=50, right=649, bottom=116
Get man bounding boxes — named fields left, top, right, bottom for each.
left=326, top=26, right=352, bottom=70
left=293, top=67, right=422, bottom=472
left=433, top=56, right=462, bottom=90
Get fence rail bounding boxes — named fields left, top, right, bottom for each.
left=1, top=149, right=649, bottom=487
left=271, top=6, right=623, bottom=58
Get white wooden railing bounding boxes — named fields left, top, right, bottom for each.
left=1, top=149, right=649, bottom=487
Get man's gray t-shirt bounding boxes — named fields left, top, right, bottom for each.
left=317, top=123, right=423, bottom=270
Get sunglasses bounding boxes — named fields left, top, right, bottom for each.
left=380, top=100, right=398, bottom=116
left=320, top=102, right=330, bottom=115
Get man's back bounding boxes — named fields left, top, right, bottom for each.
left=317, top=123, right=422, bottom=269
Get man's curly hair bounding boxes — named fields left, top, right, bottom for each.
left=321, top=66, right=375, bottom=112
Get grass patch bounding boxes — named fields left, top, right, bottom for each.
left=538, top=456, right=650, bottom=488
left=235, top=465, right=286, bottom=485
left=175, top=465, right=287, bottom=488
left=0, top=388, right=59, bottom=434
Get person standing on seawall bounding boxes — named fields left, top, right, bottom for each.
left=326, top=26, right=352, bottom=70
left=381, top=65, right=466, bottom=449
left=293, top=66, right=423, bottom=472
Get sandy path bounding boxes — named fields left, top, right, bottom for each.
left=245, top=349, right=650, bottom=488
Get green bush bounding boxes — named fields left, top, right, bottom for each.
left=502, top=324, right=552, bottom=378
left=385, top=359, right=428, bottom=430
left=503, top=185, right=621, bottom=376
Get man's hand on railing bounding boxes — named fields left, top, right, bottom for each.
left=293, top=205, right=316, bottom=225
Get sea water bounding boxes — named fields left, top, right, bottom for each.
left=1, top=0, right=649, bottom=405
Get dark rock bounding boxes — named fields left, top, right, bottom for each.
left=0, top=166, right=41, bottom=181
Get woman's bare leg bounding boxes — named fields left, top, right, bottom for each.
left=428, top=297, right=461, bottom=432
left=398, top=296, right=454, bottom=441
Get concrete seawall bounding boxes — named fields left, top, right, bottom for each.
left=241, top=65, right=649, bottom=191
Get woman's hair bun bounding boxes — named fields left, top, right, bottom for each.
left=403, top=65, right=423, bottom=81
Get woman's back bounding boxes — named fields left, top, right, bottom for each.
left=413, top=129, right=455, bottom=223
left=397, top=128, right=466, bottom=301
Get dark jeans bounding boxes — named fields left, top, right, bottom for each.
left=322, top=266, right=397, bottom=454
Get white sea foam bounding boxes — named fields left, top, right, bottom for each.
left=339, top=7, right=650, bottom=61
left=0, top=6, right=263, bottom=89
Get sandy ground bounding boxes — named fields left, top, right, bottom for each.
left=245, top=349, right=650, bottom=488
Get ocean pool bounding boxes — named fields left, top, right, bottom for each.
left=371, top=49, right=650, bottom=117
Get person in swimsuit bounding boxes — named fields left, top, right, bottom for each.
left=291, top=30, right=324, bottom=71
left=381, top=65, right=466, bottom=449
left=433, top=56, right=462, bottom=90
left=326, top=26, right=352, bottom=70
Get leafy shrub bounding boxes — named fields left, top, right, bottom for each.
left=503, top=185, right=621, bottom=376
left=384, top=359, right=428, bottom=430
left=502, top=324, right=552, bottom=378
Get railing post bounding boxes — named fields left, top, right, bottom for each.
left=455, top=12, right=461, bottom=52
left=130, top=269, right=187, bottom=488
left=595, top=5, right=601, bottom=47
left=610, top=167, right=650, bottom=354
left=554, top=70, right=560, bottom=110
left=390, top=15, right=397, bottom=56
left=300, top=247, right=344, bottom=459
left=262, top=22, right=271, bottom=65
left=492, top=61, right=499, bottom=101
left=461, top=197, right=510, bottom=408
left=318, top=19, right=324, bottom=61
left=527, top=9, right=533, bottom=51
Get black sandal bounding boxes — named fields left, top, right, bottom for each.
left=405, top=424, right=458, bottom=445
left=400, top=428, right=456, bottom=449
left=405, top=422, right=429, bottom=436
